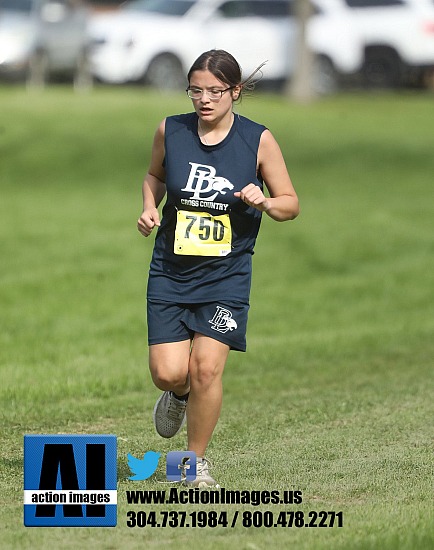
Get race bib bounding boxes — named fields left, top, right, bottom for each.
left=174, top=210, right=232, bottom=257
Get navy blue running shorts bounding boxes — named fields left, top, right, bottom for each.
left=147, top=299, right=250, bottom=352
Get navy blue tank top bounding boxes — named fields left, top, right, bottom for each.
left=147, top=112, right=266, bottom=304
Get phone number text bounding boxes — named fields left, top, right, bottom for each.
left=126, top=510, right=344, bottom=528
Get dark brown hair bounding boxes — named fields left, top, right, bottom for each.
left=187, top=50, right=266, bottom=99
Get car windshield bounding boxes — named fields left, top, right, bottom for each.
left=123, top=0, right=196, bottom=16
left=0, top=0, right=32, bottom=12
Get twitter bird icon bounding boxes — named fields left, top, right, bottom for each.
left=127, top=451, right=161, bottom=480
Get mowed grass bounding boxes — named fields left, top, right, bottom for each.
left=0, top=86, right=433, bottom=549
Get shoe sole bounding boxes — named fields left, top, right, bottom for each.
left=198, top=481, right=220, bottom=489
left=183, top=481, right=220, bottom=489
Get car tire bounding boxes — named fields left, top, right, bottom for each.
left=145, top=54, right=185, bottom=90
left=363, top=47, right=401, bottom=88
left=27, top=49, right=49, bottom=89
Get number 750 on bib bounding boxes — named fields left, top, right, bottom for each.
left=174, top=210, right=232, bottom=257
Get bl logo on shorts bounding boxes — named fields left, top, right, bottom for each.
left=24, top=434, right=117, bottom=527
left=166, top=451, right=197, bottom=481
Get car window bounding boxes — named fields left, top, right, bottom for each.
left=0, top=0, right=32, bottom=11
left=345, top=0, right=404, bottom=7
left=218, top=1, right=293, bottom=18
left=123, top=0, right=196, bottom=16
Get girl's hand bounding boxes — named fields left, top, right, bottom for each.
left=234, top=184, right=270, bottom=212
left=137, top=208, right=161, bottom=237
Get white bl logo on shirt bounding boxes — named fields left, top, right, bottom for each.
left=181, top=163, right=234, bottom=201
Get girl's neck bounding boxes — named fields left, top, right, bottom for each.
left=198, top=112, right=234, bottom=145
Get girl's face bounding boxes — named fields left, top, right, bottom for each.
left=188, top=70, right=240, bottom=124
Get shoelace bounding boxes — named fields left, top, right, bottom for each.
left=167, top=396, right=187, bottom=421
left=196, top=457, right=212, bottom=476
left=180, top=457, right=211, bottom=481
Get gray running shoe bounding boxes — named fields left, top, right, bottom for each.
left=153, top=391, right=187, bottom=438
left=183, top=457, right=219, bottom=488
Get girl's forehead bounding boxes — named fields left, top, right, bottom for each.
left=189, top=70, right=226, bottom=88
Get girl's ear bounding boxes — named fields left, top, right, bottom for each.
left=232, top=85, right=242, bottom=100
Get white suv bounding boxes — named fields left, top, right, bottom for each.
left=312, top=0, right=434, bottom=88
left=89, top=0, right=296, bottom=87
left=88, top=0, right=434, bottom=89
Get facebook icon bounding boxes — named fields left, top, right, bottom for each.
left=166, top=451, right=196, bottom=482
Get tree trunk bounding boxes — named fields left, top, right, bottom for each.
left=287, top=0, right=316, bottom=103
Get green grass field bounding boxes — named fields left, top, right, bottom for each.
left=0, top=86, right=433, bottom=549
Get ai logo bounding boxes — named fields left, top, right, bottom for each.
left=208, top=306, right=238, bottom=334
left=24, top=434, right=117, bottom=527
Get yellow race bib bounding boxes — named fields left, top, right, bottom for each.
left=174, top=210, right=232, bottom=257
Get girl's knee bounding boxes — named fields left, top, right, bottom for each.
left=148, top=341, right=191, bottom=391
left=189, top=359, right=223, bottom=390
left=149, top=363, right=188, bottom=392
